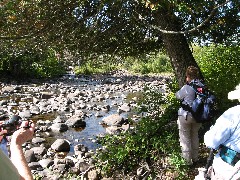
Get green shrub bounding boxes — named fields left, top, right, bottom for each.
left=32, top=50, right=65, bottom=78
left=0, top=48, right=65, bottom=79
left=95, top=85, right=187, bottom=178
left=75, top=59, right=118, bottom=75
left=149, top=53, right=172, bottom=73
left=194, top=45, right=240, bottom=113
left=123, top=53, right=172, bottom=74
left=0, top=49, right=42, bottom=78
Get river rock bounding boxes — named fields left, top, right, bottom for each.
left=50, top=123, right=68, bottom=132
left=0, top=100, right=8, bottom=106
left=31, top=146, right=47, bottom=157
left=30, top=105, right=40, bottom=115
left=0, top=70, right=172, bottom=179
left=32, top=137, right=46, bottom=144
left=51, top=139, right=70, bottom=152
left=28, top=162, right=42, bottom=170
left=53, top=116, right=66, bottom=123
left=40, top=92, right=54, bottom=99
left=101, top=114, right=124, bottom=126
left=79, top=161, right=91, bottom=172
left=39, top=158, right=54, bottom=168
left=65, top=115, right=86, bottom=128
left=18, top=109, right=32, bottom=118
left=52, top=163, right=70, bottom=173
left=88, top=169, right=99, bottom=180
left=118, top=103, right=131, bottom=113
left=25, top=149, right=37, bottom=163
left=1, top=86, right=14, bottom=93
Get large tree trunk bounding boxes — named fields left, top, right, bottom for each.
left=154, top=8, right=203, bottom=87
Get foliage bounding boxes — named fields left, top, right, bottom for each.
left=32, top=50, right=66, bottom=78
left=0, top=0, right=238, bottom=59
left=167, top=0, right=240, bottom=45
left=194, top=45, right=240, bottom=113
left=95, top=85, right=189, bottom=178
left=123, top=52, right=172, bottom=74
left=0, top=48, right=65, bottom=79
left=0, top=0, right=239, bottom=88
left=74, top=56, right=120, bottom=75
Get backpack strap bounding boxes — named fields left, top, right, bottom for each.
left=188, top=79, right=207, bottom=97
left=180, top=82, right=196, bottom=112
left=180, top=80, right=204, bottom=113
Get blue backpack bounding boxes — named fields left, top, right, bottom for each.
left=181, top=80, right=217, bottom=123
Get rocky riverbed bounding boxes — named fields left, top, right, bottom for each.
left=0, top=70, right=175, bottom=179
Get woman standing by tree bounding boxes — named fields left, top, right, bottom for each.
left=175, top=66, right=202, bottom=165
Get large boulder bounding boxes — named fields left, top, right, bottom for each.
left=51, top=139, right=70, bottom=152
left=65, top=115, right=86, bottom=128
left=101, top=114, right=124, bottom=126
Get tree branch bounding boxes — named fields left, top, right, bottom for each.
left=142, top=0, right=230, bottom=35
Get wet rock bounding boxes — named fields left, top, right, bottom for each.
left=53, top=116, right=65, bottom=123
left=118, top=103, right=131, bottom=113
left=51, top=139, right=70, bottom=152
left=101, top=114, right=124, bottom=126
left=74, top=144, right=88, bottom=156
left=32, top=137, right=46, bottom=144
left=65, top=115, right=86, bottom=128
left=50, top=123, right=68, bottom=132
left=95, top=112, right=105, bottom=117
left=101, top=105, right=110, bottom=112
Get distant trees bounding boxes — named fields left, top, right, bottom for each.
left=0, top=0, right=239, bottom=83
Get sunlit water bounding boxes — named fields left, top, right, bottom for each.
left=0, top=79, right=139, bottom=153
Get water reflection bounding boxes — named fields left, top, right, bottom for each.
left=0, top=82, right=141, bottom=152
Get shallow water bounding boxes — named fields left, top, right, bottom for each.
left=0, top=80, right=140, bottom=152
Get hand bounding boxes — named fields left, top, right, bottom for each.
left=11, top=121, right=35, bottom=146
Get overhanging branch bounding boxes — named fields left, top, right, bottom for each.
left=142, top=0, right=230, bottom=35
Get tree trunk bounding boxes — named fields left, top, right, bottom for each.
left=154, top=8, right=203, bottom=87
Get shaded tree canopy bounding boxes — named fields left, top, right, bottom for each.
left=0, top=0, right=239, bottom=84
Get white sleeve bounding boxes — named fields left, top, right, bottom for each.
left=204, top=112, right=232, bottom=149
left=175, top=85, right=188, bottom=100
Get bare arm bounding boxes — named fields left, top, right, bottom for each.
left=10, top=121, right=35, bottom=180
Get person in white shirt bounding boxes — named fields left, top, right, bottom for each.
left=0, top=120, right=35, bottom=180
left=176, top=66, right=202, bottom=165
left=203, top=83, right=240, bottom=180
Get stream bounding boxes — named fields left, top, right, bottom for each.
left=0, top=71, right=170, bottom=154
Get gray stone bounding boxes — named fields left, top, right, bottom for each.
left=25, top=150, right=36, bottom=163
left=50, top=123, right=68, bottom=132
left=51, top=139, right=70, bottom=152
left=65, top=115, right=86, bottom=128
left=101, top=114, right=124, bottom=126
left=39, top=158, right=54, bottom=168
